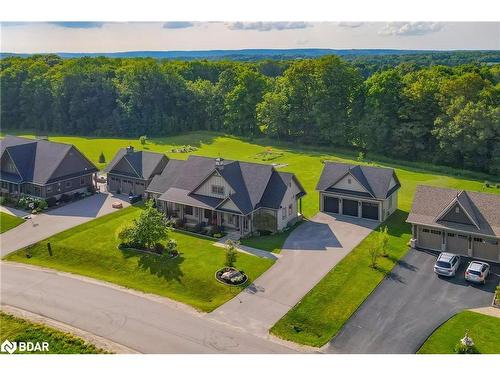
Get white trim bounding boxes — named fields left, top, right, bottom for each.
left=327, top=170, right=375, bottom=198
left=408, top=220, right=498, bottom=240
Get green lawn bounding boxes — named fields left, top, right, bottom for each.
left=4, top=205, right=273, bottom=312
left=241, top=221, right=303, bottom=253
left=0, top=212, right=24, bottom=234
left=0, top=312, right=105, bottom=354
left=418, top=311, right=500, bottom=354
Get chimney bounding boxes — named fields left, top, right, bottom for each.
left=215, top=157, right=224, bottom=170
left=126, top=146, right=134, bottom=154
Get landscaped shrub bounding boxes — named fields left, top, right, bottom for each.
left=98, top=152, right=106, bottom=163
left=37, top=199, right=48, bottom=210
left=224, top=239, right=239, bottom=268
left=170, top=217, right=184, bottom=229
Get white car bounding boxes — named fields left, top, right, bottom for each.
left=434, top=252, right=461, bottom=277
left=465, top=261, right=490, bottom=284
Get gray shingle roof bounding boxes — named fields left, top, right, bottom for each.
left=105, top=148, right=168, bottom=180
left=316, top=161, right=400, bottom=199
left=147, top=155, right=306, bottom=215
left=407, top=185, right=500, bottom=237
left=0, top=135, right=97, bottom=184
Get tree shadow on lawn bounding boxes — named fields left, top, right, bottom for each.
left=120, top=248, right=185, bottom=283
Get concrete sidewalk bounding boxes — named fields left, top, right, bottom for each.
left=209, top=213, right=377, bottom=337
left=0, top=192, right=130, bottom=256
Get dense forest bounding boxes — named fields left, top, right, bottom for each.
left=1, top=54, right=499, bottom=175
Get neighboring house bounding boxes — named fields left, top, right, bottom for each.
left=146, top=155, right=306, bottom=236
left=407, top=185, right=500, bottom=263
left=105, top=146, right=169, bottom=196
left=316, top=162, right=400, bottom=221
left=0, top=135, right=98, bottom=199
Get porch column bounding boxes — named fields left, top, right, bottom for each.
left=358, top=201, right=362, bottom=218
left=216, top=211, right=222, bottom=226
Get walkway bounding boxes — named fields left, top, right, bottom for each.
left=209, top=213, right=377, bottom=337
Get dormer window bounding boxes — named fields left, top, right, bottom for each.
left=211, top=185, right=224, bottom=195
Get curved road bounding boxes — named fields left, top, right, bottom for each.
left=0, top=262, right=296, bottom=354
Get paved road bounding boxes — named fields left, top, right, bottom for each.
left=210, top=213, right=377, bottom=336
left=325, top=248, right=499, bottom=354
left=0, top=192, right=130, bottom=256
left=0, top=262, right=297, bottom=354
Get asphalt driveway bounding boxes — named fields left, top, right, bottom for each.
left=0, top=192, right=130, bottom=256
left=325, top=248, right=499, bottom=354
left=209, top=212, right=378, bottom=337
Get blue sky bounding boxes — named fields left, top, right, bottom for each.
left=1, top=22, right=498, bottom=53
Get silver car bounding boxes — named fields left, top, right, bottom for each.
left=465, top=261, right=490, bottom=284
left=434, top=252, right=461, bottom=277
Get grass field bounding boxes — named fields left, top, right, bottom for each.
left=417, top=311, right=500, bottom=354
left=0, top=312, right=104, bottom=354
left=0, top=212, right=24, bottom=234
left=2, top=130, right=499, bottom=343
left=4, top=205, right=273, bottom=312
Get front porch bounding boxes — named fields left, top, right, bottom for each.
left=161, top=201, right=252, bottom=236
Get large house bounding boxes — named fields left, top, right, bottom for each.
left=105, top=147, right=169, bottom=196
left=0, top=135, right=98, bottom=199
left=146, top=155, right=306, bottom=236
left=407, top=185, right=500, bottom=263
left=316, top=162, right=400, bottom=221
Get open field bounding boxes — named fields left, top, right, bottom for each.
left=0, top=312, right=104, bottom=354
left=417, top=311, right=500, bottom=354
left=0, top=212, right=24, bottom=234
left=4, top=205, right=274, bottom=312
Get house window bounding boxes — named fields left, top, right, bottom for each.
left=447, top=233, right=455, bottom=237
left=430, top=229, right=441, bottom=235
left=347, top=178, right=352, bottom=184
left=211, top=185, right=224, bottom=195
left=458, top=234, right=468, bottom=239
left=184, top=205, right=193, bottom=215
left=473, top=237, right=484, bottom=243
left=288, top=204, right=292, bottom=216
left=282, top=207, right=286, bottom=219
left=1, top=181, right=7, bottom=189
left=65, top=181, right=72, bottom=188
left=194, top=207, right=199, bottom=217
left=388, top=195, right=393, bottom=209
left=47, top=186, right=53, bottom=193
left=422, top=228, right=430, bottom=233
left=204, top=209, right=211, bottom=219
left=243, top=217, right=249, bottom=230
left=455, top=206, right=460, bottom=214
left=80, top=176, right=86, bottom=185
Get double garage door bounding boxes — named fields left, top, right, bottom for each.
left=323, top=195, right=379, bottom=221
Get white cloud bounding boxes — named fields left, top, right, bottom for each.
left=162, top=21, right=195, bottom=29
left=227, top=22, right=311, bottom=32
left=338, top=22, right=364, bottom=28
left=378, top=22, right=444, bottom=36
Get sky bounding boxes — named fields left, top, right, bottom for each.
left=1, top=22, right=499, bottom=53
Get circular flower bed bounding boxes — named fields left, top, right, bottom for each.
left=215, top=267, right=248, bottom=286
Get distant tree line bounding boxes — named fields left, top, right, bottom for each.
left=1, top=55, right=499, bottom=175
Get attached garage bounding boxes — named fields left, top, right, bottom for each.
left=418, top=227, right=442, bottom=251
left=408, top=186, right=500, bottom=263
left=473, top=237, right=499, bottom=261
left=445, top=232, right=469, bottom=256
left=362, top=202, right=379, bottom=221
left=342, top=199, right=358, bottom=217
left=323, top=196, right=339, bottom=214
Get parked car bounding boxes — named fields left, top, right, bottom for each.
left=128, top=194, right=142, bottom=204
left=434, top=252, right=461, bottom=277
left=465, top=261, right=490, bottom=284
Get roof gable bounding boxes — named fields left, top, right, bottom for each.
left=407, top=185, right=500, bottom=237
left=329, top=171, right=372, bottom=195
left=48, top=146, right=98, bottom=182
left=436, top=191, right=480, bottom=229
left=316, top=162, right=399, bottom=199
